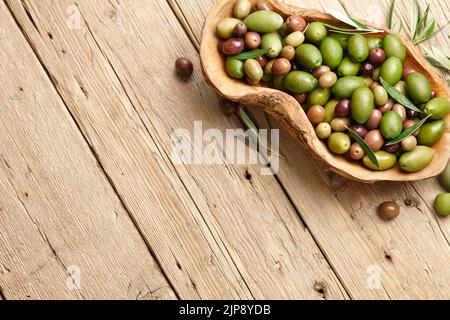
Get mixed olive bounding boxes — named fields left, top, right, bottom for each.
left=216, top=0, right=450, bottom=172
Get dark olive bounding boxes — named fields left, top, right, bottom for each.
left=291, top=61, right=299, bottom=71
left=350, top=123, right=368, bottom=139
left=286, top=15, right=307, bottom=32
left=222, top=38, right=245, bottom=55
left=368, top=48, right=386, bottom=66
left=256, top=56, right=268, bottom=68
left=383, top=142, right=401, bottom=153
left=217, top=40, right=225, bottom=52
left=377, top=201, right=400, bottom=220
left=244, top=32, right=261, bottom=50
left=406, top=109, right=419, bottom=118
left=402, top=66, right=416, bottom=80
left=335, top=99, right=351, bottom=117
left=272, top=58, right=292, bottom=76
left=175, top=57, right=194, bottom=79
left=431, top=90, right=437, bottom=98
left=233, top=22, right=248, bottom=37
left=360, top=62, right=374, bottom=76
left=293, top=93, right=307, bottom=104
left=219, top=98, right=239, bottom=115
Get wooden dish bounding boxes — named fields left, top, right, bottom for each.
left=200, top=0, right=450, bottom=182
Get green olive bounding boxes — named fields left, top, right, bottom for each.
left=337, top=57, right=361, bottom=77
left=380, top=57, right=403, bottom=85
left=285, top=31, right=305, bottom=47
left=244, top=59, right=264, bottom=81
left=373, top=86, right=389, bottom=106
left=435, top=193, right=450, bottom=216
left=347, top=34, right=369, bottom=62
left=284, top=71, right=318, bottom=94
left=332, top=76, right=367, bottom=99
left=324, top=99, right=338, bottom=123
left=439, top=162, right=450, bottom=191
left=226, top=58, right=245, bottom=79
left=320, top=37, right=343, bottom=69
left=367, top=37, right=383, bottom=50
left=328, top=132, right=351, bottom=154
left=363, top=151, right=397, bottom=171
left=405, top=72, right=431, bottom=104
left=380, top=111, right=403, bottom=139
left=351, top=87, right=375, bottom=124
left=273, top=75, right=286, bottom=91
left=216, top=18, right=242, bottom=39
left=305, top=22, right=327, bottom=43
left=307, top=88, right=331, bottom=106
left=383, top=34, right=406, bottom=62
left=418, top=120, right=446, bottom=146
left=261, top=32, right=283, bottom=58
left=316, top=122, right=332, bottom=139
left=329, top=32, right=350, bottom=49
left=296, top=44, right=323, bottom=69
left=394, top=81, right=406, bottom=95
left=244, top=11, right=284, bottom=33
left=423, top=97, right=450, bottom=120
left=399, top=146, right=435, bottom=172
left=233, top=0, right=252, bottom=20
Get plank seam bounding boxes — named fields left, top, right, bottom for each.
left=166, top=0, right=353, bottom=300
left=3, top=0, right=180, bottom=300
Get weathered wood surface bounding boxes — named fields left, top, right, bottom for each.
left=171, top=0, right=450, bottom=299
left=0, top=0, right=449, bottom=299
left=0, top=0, right=175, bottom=300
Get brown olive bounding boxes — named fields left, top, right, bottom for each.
left=360, top=62, right=374, bottom=76
left=272, top=58, right=292, bottom=76
left=431, top=90, right=437, bottom=98
left=364, top=130, right=384, bottom=151
left=281, top=46, right=296, bottom=61
left=403, top=119, right=420, bottom=137
left=319, top=71, right=337, bottom=89
left=217, top=40, right=225, bottom=52
left=349, top=123, right=368, bottom=139
left=378, top=98, right=394, bottom=113
left=401, top=136, right=417, bottom=151
left=349, top=143, right=365, bottom=160
left=383, top=142, right=401, bottom=153
left=244, top=32, right=261, bottom=50
left=256, top=56, right=268, bottom=68
left=233, top=22, right=248, bottom=37
left=222, top=38, right=245, bottom=56
left=291, top=61, right=299, bottom=71
left=393, top=103, right=406, bottom=122
left=331, top=118, right=351, bottom=132
left=377, top=201, right=400, bottom=220
left=368, top=48, right=386, bottom=66
left=264, top=59, right=276, bottom=75
left=335, top=99, right=351, bottom=118
left=365, top=109, right=383, bottom=130
left=369, top=81, right=380, bottom=91
left=406, top=109, right=419, bottom=118
left=402, top=66, right=416, bottom=80
left=175, top=57, right=194, bottom=79
left=293, top=93, right=306, bottom=105
left=307, top=105, right=326, bottom=125
left=219, top=98, right=239, bottom=115
left=255, top=0, right=273, bottom=11
left=286, top=15, right=307, bottom=32
left=312, top=65, right=331, bottom=79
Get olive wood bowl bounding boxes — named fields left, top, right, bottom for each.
left=200, top=0, right=450, bottom=182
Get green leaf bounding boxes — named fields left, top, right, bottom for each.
left=423, top=46, right=450, bottom=71
left=387, top=0, right=396, bottom=29
left=325, top=9, right=383, bottom=33
left=385, top=115, right=431, bottom=145
left=322, top=23, right=380, bottom=34
left=347, top=127, right=380, bottom=169
left=411, top=0, right=421, bottom=41
left=230, top=48, right=270, bottom=60
left=380, top=77, right=423, bottom=113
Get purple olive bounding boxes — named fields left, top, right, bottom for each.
left=233, top=23, right=248, bottom=38
left=222, top=38, right=245, bottom=56
left=219, top=98, right=239, bottom=115
left=350, top=124, right=369, bottom=139
left=383, top=143, right=401, bottom=153
left=402, top=66, right=416, bottom=80
left=361, top=62, right=374, bottom=76
left=335, top=99, right=351, bottom=117
left=368, top=48, right=386, bottom=66
left=291, top=61, right=299, bottom=71
left=406, top=109, right=419, bottom=118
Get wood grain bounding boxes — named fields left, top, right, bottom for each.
left=0, top=1, right=175, bottom=300
left=172, top=0, right=450, bottom=299
left=5, top=0, right=347, bottom=299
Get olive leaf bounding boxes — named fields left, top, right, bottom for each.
left=325, top=9, right=383, bottom=33
left=409, top=0, right=448, bottom=45
left=346, top=127, right=380, bottom=169
left=423, top=46, right=450, bottom=71
left=387, top=0, right=403, bottom=32
left=230, top=48, right=270, bottom=60
left=237, top=107, right=286, bottom=160
left=411, top=0, right=421, bottom=41
left=380, top=77, right=423, bottom=113
left=322, top=23, right=380, bottom=35
left=385, top=115, right=431, bottom=146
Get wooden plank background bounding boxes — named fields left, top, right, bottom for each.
left=0, top=0, right=449, bottom=299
